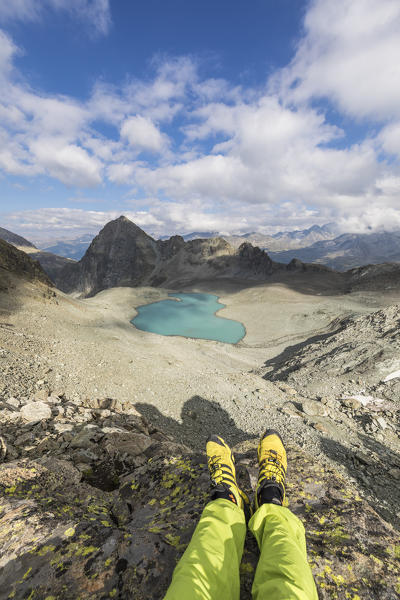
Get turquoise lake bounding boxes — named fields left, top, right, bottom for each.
left=131, top=293, right=246, bottom=344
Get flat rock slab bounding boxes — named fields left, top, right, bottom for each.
left=19, top=401, right=52, bottom=423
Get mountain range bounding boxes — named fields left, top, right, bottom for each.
left=5, top=222, right=400, bottom=273
left=57, top=216, right=330, bottom=297
left=223, top=223, right=339, bottom=251
left=2, top=218, right=400, bottom=297
left=268, top=231, right=400, bottom=270
left=39, top=234, right=95, bottom=261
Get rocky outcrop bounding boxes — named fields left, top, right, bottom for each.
left=0, top=239, right=52, bottom=289
left=236, top=242, right=274, bottom=276
left=0, top=391, right=398, bottom=600
left=347, top=262, right=400, bottom=291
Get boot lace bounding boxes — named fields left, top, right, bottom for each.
left=259, top=451, right=286, bottom=486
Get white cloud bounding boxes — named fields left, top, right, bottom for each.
left=275, top=0, right=400, bottom=121
left=120, top=116, right=167, bottom=153
left=1, top=1, right=400, bottom=236
left=0, top=0, right=111, bottom=36
left=30, top=138, right=102, bottom=187
left=0, top=29, right=17, bottom=74
left=379, top=121, right=400, bottom=157
left=107, top=163, right=136, bottom=184
left=134, top=98, right=380, bottom=210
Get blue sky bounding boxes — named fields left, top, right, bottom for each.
left=1, top=0, right=400, bottom=241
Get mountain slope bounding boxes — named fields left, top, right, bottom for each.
left=262, top=304, right=400, bottom=399
left=0, top=226, right=36, bottom=250
left=0, top=226, right=74, bottom=282
left=0, top=238, right=52, bottom=288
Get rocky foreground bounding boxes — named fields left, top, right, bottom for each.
left=0, top=392, right=399, bottom=600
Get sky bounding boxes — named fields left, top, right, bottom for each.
left=1, top=0, right=400, bottom=242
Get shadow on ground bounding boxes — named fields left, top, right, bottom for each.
left=261, top=327, right=342, bottom=380
left=135, top=395, right=257, bottom=450
left=319, top=434, right=400, bottom=529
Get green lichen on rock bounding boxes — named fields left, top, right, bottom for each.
left=0, top=433, right=398, bottom=599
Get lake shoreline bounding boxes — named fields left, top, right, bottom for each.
left=131, top=291, right=246, bottom=344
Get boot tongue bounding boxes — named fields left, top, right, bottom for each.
left=258, top=483, right=283, bottom=506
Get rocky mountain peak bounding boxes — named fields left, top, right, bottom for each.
left=99, top=215, right=155, bottom=240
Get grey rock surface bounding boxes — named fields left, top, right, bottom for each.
left=20, top=401, right=52, bottom=423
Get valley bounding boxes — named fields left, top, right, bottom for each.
left=0, top=225, right=399, bottom=599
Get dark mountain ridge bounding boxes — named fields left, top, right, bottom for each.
left=0, top=227, right=36, bottom=249
left=56, top=216, right=331, bottom=297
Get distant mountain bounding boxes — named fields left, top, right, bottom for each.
left=268, top=231, right=400, bottom=271
left=181, top=231, right=219, bottom=241
left=272, top=223, right=338, bottom=243
left=159, top=231, right=219, bottom=241
left=56, top=216, right=329, bottom=297
left=223, top=223, right=339, bottom=251
left=0, top=226, right=75, bottom=282
left=39, top=234, right=94, bottom=260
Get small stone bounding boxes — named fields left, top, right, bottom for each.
left=313, top=422, right=328, bottom=433
left=20, top=401, right=52, bottom=423
left=7, top=397, right=20, bottom=408
left=104, top=431, right=153, bottom=457
left=70, top=425, right=102, bottom=449
left=46, top=395, right=61, bottom=404
left=388, top=467, right=400, bottom=480
left=374, top=416, right=387, bottom=430
left=15, top=432, right=34, bottom=446
left=34, top=389, right=49, bottom=402
left=355, top=452, right=374, bottom=466
left=277, top=382, right=298, bottom=395
left=341, top=397, right=362, bottom=410
left=301, top=399, right=328, bottom=417
left=35, top=380, right=45, bottom=387
left=281, top=401, right=302, bottom=418
left=53, top=423, right=74, bottom=434
left=72, top=449, right=99, bottom=464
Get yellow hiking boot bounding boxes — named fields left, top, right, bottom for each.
left=255, top=429, right=287, bottom=509
left=206, top=434, right=252, bottom=519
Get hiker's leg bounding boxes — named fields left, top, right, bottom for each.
left=164, top=498, right=246, bottom=600
left=249, top=503, right=318, bottom=600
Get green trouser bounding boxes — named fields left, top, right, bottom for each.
left=164, top=499, right=318, bottom=600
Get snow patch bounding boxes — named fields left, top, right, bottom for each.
left=343, top=395, right=384, bottom=406
left=383, top=369, right=400, bottom=382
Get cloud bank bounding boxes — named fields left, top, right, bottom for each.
left=2, top=0, right=400, bottom=237
left=0, top=0, right=111, bottom=35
